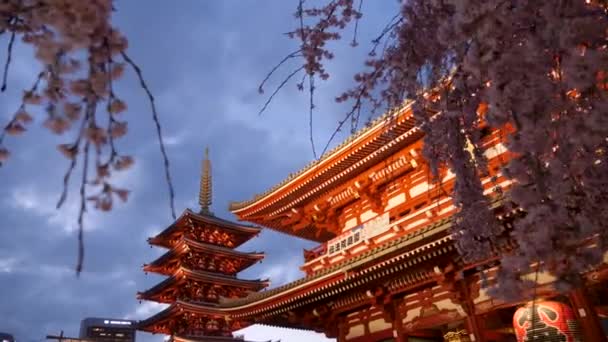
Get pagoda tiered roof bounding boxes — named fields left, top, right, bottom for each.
left=138, top=267, right=269, bottom=304
left=148, top=209, right=262, bottom=249
left=137, top=300, right=237, bottom=336
left=137, top=149, right=269, bottom=341
left=229, top=102, right=423, bottom=242
left=144, top=237, right=264, bottom=276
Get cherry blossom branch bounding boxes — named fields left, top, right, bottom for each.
left=350, top=0, right=364, bottom=47
left=258, top=66, right=304, bottom=116
left=56, top=114, right=88, bottom=209
left=76, top=140, right=91, bottom=277
left=1, top=30, right=15, bottom=92
left=258, top=49, right=302, bottom=96
left=0, top=1, right=181, bottom=275
left=121, top=51, right=176, bottom=220
left=321, top=60, right=387, bottom=156
left=308, top=75, right=317, bottom=159
left=276, top=0, right=608, bottom=297
left=0, top=71, right=44, bottom=149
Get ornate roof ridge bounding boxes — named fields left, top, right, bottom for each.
left=147, top=209, right=262, bottom=248
left=144, top=238, right=263, bottom=271
left=137, top=300, right=223, bottom=332
left=180, top=267, right=270, bottom=286
left=229, top=100, right=412, bottom=212
left=182, top=237, right=265, bottom=258
left=136, top=302, right=178, bottom=330
left=184, top=209, right=261, bottom=232
left=138, top=267, right=269, bottom=300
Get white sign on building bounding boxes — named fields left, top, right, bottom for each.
left=325, top=212, right=390, bottom=257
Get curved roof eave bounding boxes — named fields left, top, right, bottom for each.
left=229, top=101, right=414, bottom=214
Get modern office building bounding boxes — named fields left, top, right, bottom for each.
left=79, top=318, right=136, bottom=342
left=0, top=332, right=15, bottom=342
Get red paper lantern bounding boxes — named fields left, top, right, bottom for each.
left=513, top=300, right=582, bottom=342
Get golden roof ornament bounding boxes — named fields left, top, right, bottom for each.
left=199, top=147, right=213, bottom=215
left=443, top=330, right=471, bottom=342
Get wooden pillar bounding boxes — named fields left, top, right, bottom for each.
left=337, top=316, right=347, bottom=342
left=392, top=299, right=406, bottom=342
left=464, top=315, right=485, bottom=342
left=569, top=287, right=607, bottom=342
left=458, top=273, right=485, bottom=342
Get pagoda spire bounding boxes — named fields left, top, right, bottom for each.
left=199, top=147, right=213, bottom=215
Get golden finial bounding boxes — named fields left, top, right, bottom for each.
left=199, top=146, right=213, bottom=215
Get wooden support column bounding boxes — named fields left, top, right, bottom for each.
left=457, top=272, right=485, bottom=342
left=393, top=317, right=407, bottom=342
left=389, top=298, right=406, bottom=342
left=569, top=287, right=607, bottom=342
left=464, top=315, right=485, bottom=342
left=338, top=316, right=347, bottom=342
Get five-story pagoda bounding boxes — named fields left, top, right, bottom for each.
left=137, top=148, right=269, bottom=342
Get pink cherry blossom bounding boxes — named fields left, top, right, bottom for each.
left=290, top=0, right=608, bottom=297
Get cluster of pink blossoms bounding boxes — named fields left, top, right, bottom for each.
left=0, top=0, right=165, bottom=274
left=0, top=0, right=134, bottom=211
left=293, top=0, right=608, bottom=298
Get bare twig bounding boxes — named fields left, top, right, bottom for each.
left=56, top=117, right=88, bottom=209
left=258, top=66, right=304, bottom=116
left=308, top=75, right=317, bottom=159
left=0, top=71, right=45, bottom=146
left=1, top=30, right=15, bottom=92
left=258, top=49, right=302, bottom=94
left=121, top=51, right=176, bottom=220
left=351, top=103, right=362, bottom=134
left=369, top=13, right=402, bottom=55
left=75, top=140, right=90, bottom=277
left=104, top=41, right=119, bottom=162
left=321, top=99, right=361, bottom=157
left=297, top=0, right=306, bottom=40
left=351, top=0, right=364, bottom=47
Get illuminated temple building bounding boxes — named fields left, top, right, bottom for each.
left=137, top=149, right=269, bottom=341
left=137, top=105, right=608, bottom=341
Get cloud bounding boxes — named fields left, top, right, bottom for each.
left=259, top=256, right=304, bottom=288
left=8, top=184, right=100, bottom=234
left=126, top=302, right=169, bottom=321
left=0, top=257, right=17, bottom=273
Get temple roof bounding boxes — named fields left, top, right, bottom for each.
left=137, top=300, right=223, bottom=333
left=148, top=209, right=262, bottom=249
left=136, top=216, right=465, bottom=331
left=144, top=237, right=264, bottom=276
left=229, top=102, right=424, bottom=241
left=218, top=199, right=507, bottom=315
left=229, top=102, right=412, bottom=213
left=137, top=267, right=269, bottom=303
left=138, top=202, right=515, bottom=330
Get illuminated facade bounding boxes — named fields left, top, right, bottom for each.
left=137, top=104, right=608, bottom=341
